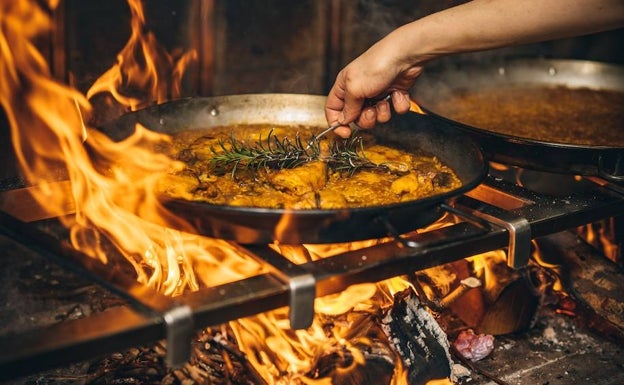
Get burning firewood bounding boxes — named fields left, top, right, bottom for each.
left=537, top=231, right=624, bottom=344
left=311, top=334, right=396, bottom=385
left=381, top=289, right=454, bottom=385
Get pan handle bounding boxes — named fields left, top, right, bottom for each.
left=597, top=154, right=624, bottom=183
left=375, top=204, right=491, bottom=249
left=377, top=214, right=422, bottom=249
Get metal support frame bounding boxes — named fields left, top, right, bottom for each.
left=1, top=175, right=624, bottom=379
left=163, top=304, right=194, bottom=366
left=243, top=245, right=317, bottom=329
left=461, top=205, right=532, bottom=269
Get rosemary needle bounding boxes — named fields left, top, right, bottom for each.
left=208, top=129, right=381, bottom=178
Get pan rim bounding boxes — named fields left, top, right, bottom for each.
left=412, top=58, right=624, bottom=178
left=101, top=94, right=487, bottom=242
left=423, top=107, right=624, bottom=151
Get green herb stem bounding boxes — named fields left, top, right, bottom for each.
left=209, top=129, right=381, bottom=177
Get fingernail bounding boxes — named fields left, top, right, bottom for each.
left=364, top=108, right=375, bottom=120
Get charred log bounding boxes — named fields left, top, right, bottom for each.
left=537, top=231, right=624, bottom=344
left=381, top=289, right=453, bottom=385
left=312, top=339, right=395, bottom=385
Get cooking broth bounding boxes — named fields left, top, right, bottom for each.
left=157, top=125, right=462, bottom=209
left=425, top=85, right=624, bottom=146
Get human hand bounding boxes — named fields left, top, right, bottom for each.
left=324, top=36, right=424, bottom=137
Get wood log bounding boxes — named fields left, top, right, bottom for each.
left=312, top=338, right=395, bottom=385
left=536, top=231, right=624, bottom=344
left=381, top=289, right=453, bottom=385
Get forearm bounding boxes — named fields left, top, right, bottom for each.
left=325, top=0, right=623, bottom=131
left=389, top=0, right=624, bottom=66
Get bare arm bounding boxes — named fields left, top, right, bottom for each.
left=326, top=0, right=624, bottom=136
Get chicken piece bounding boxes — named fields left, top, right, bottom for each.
left=390, top=173, right=418, bottom=195
left=228, top=190, right=297, bottom=208
left=332, top=171, right=397, bottom=206
left=391, top=172, right=435, bottom=199
left=269, top=161, right=327, bottom=196
left=363, top=144, right=412, bottom=171
left=293, top=189, right=348, bottom=209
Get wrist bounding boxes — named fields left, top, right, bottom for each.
left=386, top=19, right=444, bottom=72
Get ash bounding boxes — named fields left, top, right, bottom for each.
left=455, top=307, right=624, bottom=385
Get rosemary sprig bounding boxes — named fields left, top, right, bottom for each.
left=209, top=130, right=318, bottom=177
left=326, top=135, right=379, bottom=176
left=208, top=129, right=381, bottom=177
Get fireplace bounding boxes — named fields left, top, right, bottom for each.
left=1, top=1, right=624, bottom=384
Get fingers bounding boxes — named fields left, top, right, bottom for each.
left=355, top=91, right=411, bottom=127
left=325, top=74, right=415, bottom=137
left=355, top=99, right=391, bottom=127
left=325, top=80, right=368, bottom=137
left=375, top=99, right=392, bottom=123
left=356, top=107, right=377, bottom=129
left=330, top=94, right=409, bottom=134
left=325, top=84, right=346, bottom=126
left=391, top=90, right=412, bottom=115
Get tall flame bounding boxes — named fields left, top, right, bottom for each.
left=1, top=1, right=453, bottom=384
left=85, top=0, right=197, bottom=111
left=0, top=0, right=258, bottom=299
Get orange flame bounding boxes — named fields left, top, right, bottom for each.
left=0, top=2, right=392, bottom=382
left=409, top=99, right=426, bottom=115
left=230, top=277, right=412, bottom=384
left=0, top=0, right=259, bottom=299
left=85, top=0, right=197, bottom=111
left=1, top=1, right=456, bottom=383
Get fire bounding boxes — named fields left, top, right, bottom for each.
left=409, top=99, right=426, bottom=114
left=580, top=218, right=621, bottom=263
left=1, top=0, right=90, bottom=218
left=85, top=0, right=197, bottom=112
left=1, top=1, right=455, bottom=384
left=229, top=277, right=414, bottom=384
left=0, top=0, right=258, bottom=299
